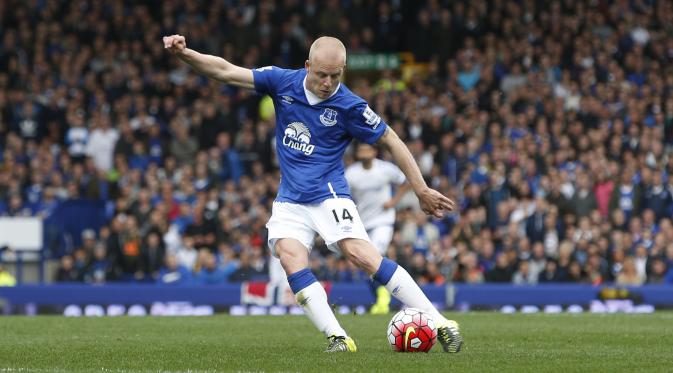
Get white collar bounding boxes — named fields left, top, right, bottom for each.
left=303, top=75, right=340, bottom=106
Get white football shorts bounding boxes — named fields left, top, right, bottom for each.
left=266, top=198, right=370, bottom=257
left=367, top=225, right=394, bottom=256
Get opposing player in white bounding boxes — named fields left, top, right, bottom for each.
left=164, top=34, right=462, bottom=353
left=346, top=142, right=410, bottom=314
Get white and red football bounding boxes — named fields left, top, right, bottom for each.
left=387, top=308, right=437, bottom=352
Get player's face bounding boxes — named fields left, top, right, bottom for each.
left=356, top=144, right=376, bottom=161
left=305, top=57, right=344, bottom=99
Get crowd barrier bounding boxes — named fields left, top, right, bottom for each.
left=1, top=283, right=672, bottom=309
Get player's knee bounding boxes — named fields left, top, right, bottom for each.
left=339, top=239, right=381, bottom=274
left=275, top=239, right=309, bottom=273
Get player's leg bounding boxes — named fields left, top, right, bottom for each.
left=274, top=239, right=350, bottom=338
left=367, top=226, right=394, bottom=315
left=338, top=238, right=463, bottom=353
left=315, top=198, right=461, bottom=353
left=267, top=202, right=355, bottom=352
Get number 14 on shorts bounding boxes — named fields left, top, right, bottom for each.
left=331, top=208, right=354, bottom=223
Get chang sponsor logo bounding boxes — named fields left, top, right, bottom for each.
left=283, top=122, right=315, bottom=155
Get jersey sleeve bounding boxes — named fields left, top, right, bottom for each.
left=346, top=102, right=388, bottom=144
left=252, top=66, right=287, bottom=97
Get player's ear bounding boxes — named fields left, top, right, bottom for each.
left=305, top=60, right=310, bottom=71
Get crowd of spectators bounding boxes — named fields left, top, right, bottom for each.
left=2, top=0, right=673, bottom=286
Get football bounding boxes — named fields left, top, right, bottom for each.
left=387, top=308, right=437, bottom=352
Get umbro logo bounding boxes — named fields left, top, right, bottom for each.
left=282, top=95, right=293, bottom=104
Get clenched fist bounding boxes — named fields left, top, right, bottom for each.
left=163, top=34, right=186, bottom=54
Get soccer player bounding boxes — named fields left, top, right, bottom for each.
left=345, top=142, right=410, bottom=314
left=163, top=35, right=462, bottom=353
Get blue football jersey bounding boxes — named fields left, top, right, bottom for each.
left=253, top=66, right=387, bottom=204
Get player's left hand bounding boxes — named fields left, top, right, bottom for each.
left=383, top=200, right=395, bottom=209
left=417, top=187, right=455, bottom=219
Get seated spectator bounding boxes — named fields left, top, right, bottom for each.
left=195, top=251, right=228, bottom=285
left=512, top=260, right=536, bottom=285
left=140, top=232, right=165, bottom=281
left=83, top=244, right=111, bottom=284
left=538, top=259, right=562, bottom=283
left=71, top=248, right=90, bottom=281
left=400, top=212, right=440, bottom=253
left=216, top=242, right=240, bottom=280
left=408, top=252, right=427, bottom=281
left=229, top=249, right=267, bottom=282
left=175, top=235, right=198, bottom=271
left=616, top=257, right=646, bottom=286
left=1, top=193, right=32, bottom=217
left=486, top=253, right=514, bottom=283
left=457, top=252, right=484, bottom=284
left=528, top=243, right=547, bottom=281
left=81, top=229, right=98, bottom=255
left=647, top=258, right=668, bottom=284
left=158, top=254, right=193, bottom=286
left=420, top=262, right=445, bottom=285
left=55, top=255, right=79, bottom=282
left=565, top=261, right=588, bottom=283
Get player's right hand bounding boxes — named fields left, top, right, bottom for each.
left=418, top=187, right=456, bottom=219
left=163, top=34, right=186, bottom=54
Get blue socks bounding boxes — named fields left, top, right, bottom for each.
left=287, top=268, right=318, bottom=294
left=372, top=258, right=398, bottom=285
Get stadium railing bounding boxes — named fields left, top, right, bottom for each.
left=1, top=283, right=671, bottom=310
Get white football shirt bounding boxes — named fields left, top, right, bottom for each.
left=346, top=159, right=406, bottom=230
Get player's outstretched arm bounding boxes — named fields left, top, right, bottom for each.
left=376, top=127, right=455, bottom=218
left=163, top=34, right=254, bottom=89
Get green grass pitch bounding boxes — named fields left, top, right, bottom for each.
left=1, top=312, right=673, bottom=372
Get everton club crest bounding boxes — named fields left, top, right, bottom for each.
left=320, top=108, right=338, bottom=127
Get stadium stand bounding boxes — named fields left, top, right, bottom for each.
left=1, top=0, right=673, bottom=288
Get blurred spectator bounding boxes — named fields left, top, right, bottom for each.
left=83, top=243, right=111, bottom=284
left=169, top=120, right=198, bottom=167
left=228, top=250, right=256, bottom=282
left=643, top=172, right=672, bottom=221
left=616, top=257, right=646, bottom=286
left=647, top=258, right=668, bottom=284
left=140, top=232, right=165, bottom=281
left=609, top=169, right=642, bottom=221
left=538, top=260, right=562, bottom=283
left=55, top=255, right=79, bottom=282
left=158, top=254, right=192, bottom=286
left=569, top=173, right=598, bottom=218
left=112, top=216, right=143, bottom=280
left=195, top=251, right=228, bottom=285
left=486, top=253, right=514, bottom=283
left=400, top=211, right=440, bottom=253
left=512, top=260, right=536, bottom=285
left=216, top=242, right=240, bottom=280
left=175, top=235, right=198, bottom=271
left=86, top=114, right=119, bottom=172
left=525, top=198, right=547, bottom=243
